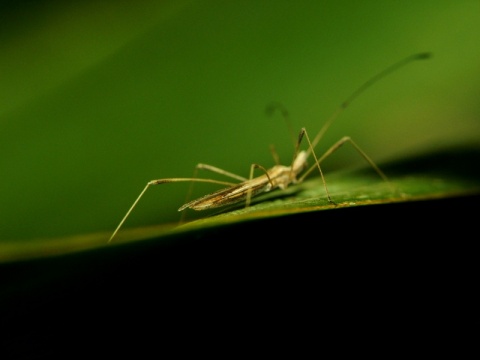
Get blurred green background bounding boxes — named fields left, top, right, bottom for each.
left=1, top=0, right=479, bottom=241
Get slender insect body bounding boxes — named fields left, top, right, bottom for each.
left=180, top=156, right=306, bottom=211
left=179, top=175, right=272, bottom=211
left=109, top=52, right=431, bottom=243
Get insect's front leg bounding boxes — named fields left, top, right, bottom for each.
left=300, top=136, right=397, bottom=195
left=296, top=128, right=334, bottom=204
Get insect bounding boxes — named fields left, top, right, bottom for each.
left=109, top=52, right=431, bottom=243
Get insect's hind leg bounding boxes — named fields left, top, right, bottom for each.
left=109, top=175, right=238, bottom=243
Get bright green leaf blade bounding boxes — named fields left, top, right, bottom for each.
left=0, top=145, right=479, bottom=263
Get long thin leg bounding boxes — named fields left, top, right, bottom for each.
left=299, top=136, right=393, bottom=190
left=194, top=163, right=248, bottom=181
left=297, top=128, right=334, bottom=203
left=109, top=176, right=237, bottom=243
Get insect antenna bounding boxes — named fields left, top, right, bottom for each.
left=265, top=101, right=297, bottom=150
left=307, top=52, right=432, bottom=157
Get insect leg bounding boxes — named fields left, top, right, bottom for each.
left=109, top=176, right=237, bottom=243
left=299, top=136, right=395, bottom=193
left=297, top=128, right=334, bottom=204
left=245, top=163, right=274, bottom=207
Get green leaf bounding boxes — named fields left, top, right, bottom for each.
left=1, top=145, right=478, bottom=264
